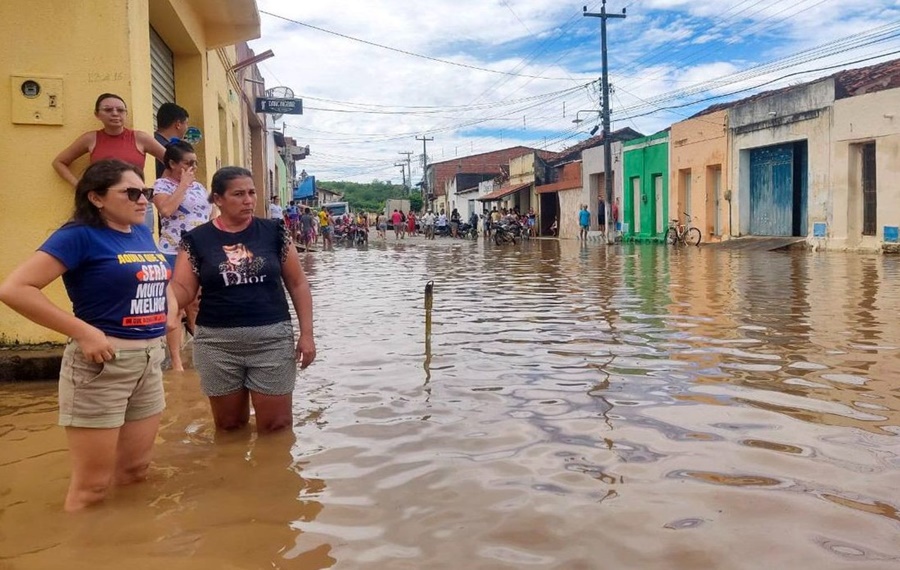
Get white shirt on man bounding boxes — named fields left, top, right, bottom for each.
left=269, top=202, right=284, bottom=220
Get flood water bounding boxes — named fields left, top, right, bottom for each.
left=1, top=239, right=899, bottom=569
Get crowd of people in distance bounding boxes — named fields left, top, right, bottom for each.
left=372, top=209, right=420, bottom=240
left=271, top=198, right=373, bottom=250
left=481, top=206, right=537, bottom=239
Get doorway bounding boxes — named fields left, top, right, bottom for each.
left=629, top=176, right=641, bottom=235
left=749, top=141, right=808, bottom=236
left=540, top=192, right=559, bottom=236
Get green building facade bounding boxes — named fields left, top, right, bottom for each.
left=623, top=131, right=669, bottom=241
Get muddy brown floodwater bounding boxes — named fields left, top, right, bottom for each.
left=1, top=239, right=899, bottom=569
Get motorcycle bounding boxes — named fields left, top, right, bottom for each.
left=492, top=222, right=517, bottom=245
left=506, top=220, right=526, bottom=239
left=461, top=221, right=478, bottom=240
left=332, top=223, right=350, bottom=245
left=353, top=226, right=368, bottom=246
left=334, top=223, right=366, bottom=247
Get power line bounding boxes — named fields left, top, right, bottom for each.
left=613, top=48, right=900, bottom=123
left=610, top=23, right=900, bottom=117
left=259, top=10, right=587, bottom=81
left=621, top=0, right=833, bottom=93
left=298, top=84, right=590, bottom=117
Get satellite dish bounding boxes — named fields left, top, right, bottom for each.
left=265, top=86, right=295, bottom=121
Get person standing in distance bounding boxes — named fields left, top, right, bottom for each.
left=391, top=209, right=403, bottom=240
left=268, top=195, right=284, bottom=221
left=318, top=206, right=333, bottom=249
left=422, top=210, right=436, bottom=240
left=579, top=204, right=591, bottom=240
left=299, top=207, right=315, bottom=250
left=0, top=160, right=171, bottom=511
left=613, top=197, right=621, bottom=233
left=170, top=167, right=316, bottom=433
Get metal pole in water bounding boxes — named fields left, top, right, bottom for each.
left=424, top=280, right=434, bottom=330
left=424, top=280, right=434, bottom=381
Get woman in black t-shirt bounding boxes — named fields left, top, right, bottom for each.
left=170, top=167, right=316, bottom=433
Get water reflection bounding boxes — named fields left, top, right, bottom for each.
left=1, top=241, right=898, bottom=568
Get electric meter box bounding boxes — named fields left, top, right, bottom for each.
left=11, top=75, right=64, bottom=125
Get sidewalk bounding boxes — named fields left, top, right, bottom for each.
left=0, top=346, right=63, bottom=382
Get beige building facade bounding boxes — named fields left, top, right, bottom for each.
left=582, top=141, right=628, bottom=233
left=669, top=110, right=731, bottom=242
left=828, top=88, right=900, bottom=251
left=730, top=79, right=834, bottom=241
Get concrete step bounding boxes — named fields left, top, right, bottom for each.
left=706, top=236, right=809, bottom=252
left=0, top=347, right=63, bottom=382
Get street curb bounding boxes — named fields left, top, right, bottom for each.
left=0, top=348, right=62, bottom=382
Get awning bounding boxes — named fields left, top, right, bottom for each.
left=476, top=182, right=531, bottom=201
left=294, top=176, right=315, bottom=200
left=536, top=180, right=581, bottom=194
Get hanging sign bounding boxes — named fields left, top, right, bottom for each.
left=255, top=97, right=303, bottom=115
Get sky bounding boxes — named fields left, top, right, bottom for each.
left=249, top=0, right=900, bottom=183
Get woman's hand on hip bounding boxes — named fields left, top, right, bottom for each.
left=74, top=326, right=115, bottom=363
left=296, top=335, right=316, bottom=369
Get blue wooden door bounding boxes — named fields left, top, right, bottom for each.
left=750, top=144, right=794, bottom=236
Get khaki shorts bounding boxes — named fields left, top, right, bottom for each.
left=58, top=337, right=166, bottom=429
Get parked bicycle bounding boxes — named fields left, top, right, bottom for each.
left=665, top=212, right=702, bottom=246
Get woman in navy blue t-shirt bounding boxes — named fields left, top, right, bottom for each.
left=0, top=159, right=171, bottom=511
left=170, top=167, right=316, bottom=434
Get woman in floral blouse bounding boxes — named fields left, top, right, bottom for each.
left=153, top=140, right=211, bottom=370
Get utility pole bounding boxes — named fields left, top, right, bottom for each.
left=394, top=162, right=407, bottom=190
left=398, top=151, right=413, bottom=194
left=584, top=1, right=625, bottom=245
left=416, top=136, right=434, bottom=210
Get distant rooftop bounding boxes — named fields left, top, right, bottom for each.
left=689, top=56, right=900, bottom=118
left=550, top=127, right=644, bottom=164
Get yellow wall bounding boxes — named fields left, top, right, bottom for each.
left=0, top=0, right=140, bottom=344
left=509, top=154, right=535, bottom=185
left=508, top=153, right=536, bottom=213
left=669, top=110, right=731, bottom=241
left=0, top=0, right=259, bottom=344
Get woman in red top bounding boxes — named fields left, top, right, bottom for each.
left=53, top=93, right=166, bottom=187
left=407, top=211, right=417, bottom=236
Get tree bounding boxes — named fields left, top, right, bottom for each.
left=318, top=180, right=419, bottom=214
left=409, top=191, right=423, bottom=212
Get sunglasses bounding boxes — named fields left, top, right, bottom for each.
left=123, top=187, right=154, bottom=202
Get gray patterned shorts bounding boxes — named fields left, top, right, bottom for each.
left=193, top=321, right=297, bottom=397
